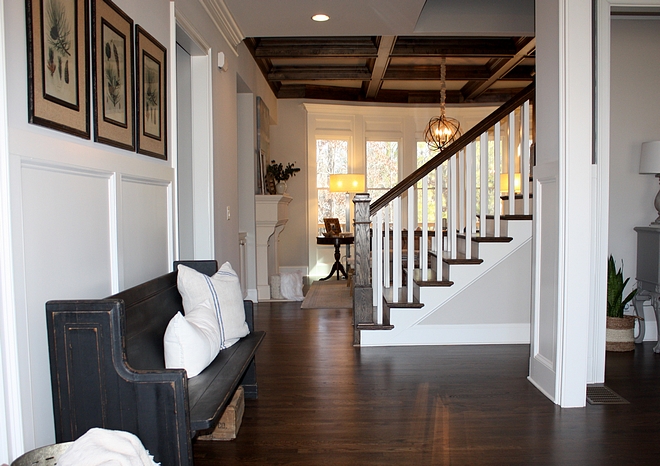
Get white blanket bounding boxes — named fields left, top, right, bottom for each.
left=57, top=428, right=159, bottom=466
left=280, top=270, right=304, bottom=301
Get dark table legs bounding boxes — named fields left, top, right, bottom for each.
left=319, top=241, right=347, bottom=280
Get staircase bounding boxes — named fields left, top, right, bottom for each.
left=352, top=84, right=535, bottom=347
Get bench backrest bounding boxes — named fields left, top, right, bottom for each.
left=110, top=260, right=218, bottom=371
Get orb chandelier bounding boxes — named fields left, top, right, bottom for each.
left=424, top=57, right=461, bottom=152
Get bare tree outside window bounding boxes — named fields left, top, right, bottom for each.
left=316, top=139, right=348, bottom=227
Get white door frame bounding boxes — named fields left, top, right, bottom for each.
left=171, top=7, right=215, bottom=261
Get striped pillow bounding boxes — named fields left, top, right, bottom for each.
left=177, top=262, right=250, bottom=349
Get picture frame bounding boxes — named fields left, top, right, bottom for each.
left=256, top=97, right=270, bottom=194
left=324, top=218, right=342, bottom=236
left=135, top=25, right=167, bottom=159
left=92, top=0, right=134, bottom=150
left=26, top=0, right=90, bottom=139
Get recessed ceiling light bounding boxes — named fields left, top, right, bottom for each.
left=312, top=14, right=330, bottom=22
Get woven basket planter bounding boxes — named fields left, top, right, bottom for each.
left=606, top=315, right=636, bottom=352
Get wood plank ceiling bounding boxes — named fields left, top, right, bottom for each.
left=245, top=35, right=535, bottom=105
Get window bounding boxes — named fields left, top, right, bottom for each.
left=316, top=139, right=348, bottom=228
left=366, top=141, right=399, bottom=202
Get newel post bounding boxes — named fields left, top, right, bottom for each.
left=352, top=193, right=373, bottom=345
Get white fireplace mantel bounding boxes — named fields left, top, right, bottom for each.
left=255, top=194, right=292, bottom=300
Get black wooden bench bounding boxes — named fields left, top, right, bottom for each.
left=46, top=260, right=265, bottom=466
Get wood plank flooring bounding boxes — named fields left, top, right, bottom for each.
left=193, top=302, right=660, bottom=465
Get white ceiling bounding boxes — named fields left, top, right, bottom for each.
left=223, top=0, right=535, bottom=38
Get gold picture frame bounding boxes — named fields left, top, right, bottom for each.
left=135, top=25, right=167, bottom=159
left=26, top=0, right=90, bottom=139
left=92, top=0, right=134, bottom=150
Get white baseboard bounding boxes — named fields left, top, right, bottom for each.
left=360, top=323, right=531, bottom=347
left=245, top=288, right=258, bottom=303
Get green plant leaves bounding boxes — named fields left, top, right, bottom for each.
left=607, top=254, right=637, bottom=318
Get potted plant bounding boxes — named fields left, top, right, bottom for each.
left=266, top=160, right=300, bottom=194
left=606, top=254, right=638, bottom=352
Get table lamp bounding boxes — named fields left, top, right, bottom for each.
left=329, top=173, right=366, bottom=233
left=640, top=141, right=660, bottom=227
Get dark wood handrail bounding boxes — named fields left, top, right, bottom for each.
left=370, top=82, right=535, bottom=216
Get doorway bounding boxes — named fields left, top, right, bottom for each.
left=175, top=24, right=214, bottom=260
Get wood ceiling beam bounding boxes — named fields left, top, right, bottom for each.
left=251, top=37, right=379, bottom=58
left=276, top=84, right=522, bottom=105
left=268, top=66, right=372, bottom=81
left=391, top=37, right=521, bottom=57
left=461, top=38, right=536, bottom=100
left=366, top=36, right=397, bottom=99
left=384, top=65, right=491, bottom=81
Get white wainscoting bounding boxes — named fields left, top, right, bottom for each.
left=16, top=160, right=117, bottom=446
left=119, top=175, right=172, bottom=289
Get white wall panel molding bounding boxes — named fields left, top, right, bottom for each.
left=118, top=175, right=173, bottom=289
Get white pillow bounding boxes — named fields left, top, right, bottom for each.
left=177, top=262, right=250, bottom=349
left=163, top=299, right=221, bottom=377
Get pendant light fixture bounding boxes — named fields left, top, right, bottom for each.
left=424, top=57, right=461, bottom=152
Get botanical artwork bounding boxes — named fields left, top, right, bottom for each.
left=101, top=21, right=126, bottom=125
left=135, top=25, right=166, bottom=158
left=42, top=0, right=78, bottom=107
left=143, top=53, right=161, bottom=139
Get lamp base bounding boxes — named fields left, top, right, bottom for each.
left=653, top=176, right=660, bottom=228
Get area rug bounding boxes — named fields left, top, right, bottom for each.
left=301, top=280, right=353, bottom=309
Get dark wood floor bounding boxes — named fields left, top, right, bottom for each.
left=194, top=302, right=660, bottom=465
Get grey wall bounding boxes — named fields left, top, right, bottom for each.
left=609, top=18, right=660, bottom=336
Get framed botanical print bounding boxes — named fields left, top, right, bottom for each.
left=92, top=0, right=134, bottom=150
left=26, top=0, right=90, bottom=138
left=135, top=25, right=167, bottom=159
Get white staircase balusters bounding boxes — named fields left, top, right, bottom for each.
left=449, top=154, right=458, bottom=260
left=465, top=143, right=474, bottom=259
left=507, top=111, right=516, bottom=216
left=392, top=196, right=402, bottom=300
left=421, top=176, right=429, bottom=280
left=522, top=101, right=531, bottom=216
left=494, top=121, right=502, bottom=237
left=407, top=186, right=414, bottom=302
left=436, top=164, right=443, bottom=273
left=480, top=132, right=488, bottom=235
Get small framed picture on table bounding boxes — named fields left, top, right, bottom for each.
left=324, top=218, right=341, bottom=237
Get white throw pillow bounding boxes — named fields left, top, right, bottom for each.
left=177, top=262, right=250, bottom=349
left=163, top=299, right=221, bottom=377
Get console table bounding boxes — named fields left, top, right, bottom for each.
left=317, top=235, right=354, bottom=280
left=632, top=227, right=660, bottom=353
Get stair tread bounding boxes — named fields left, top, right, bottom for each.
left=500, top=193, right=534, bottom=200
left=501, top=214, right=533, bottom=221
left=356, top=323, right=395, bottom=330
left=457, top=233, right=513, bottom=243
left=383, top=287, right=424, bottom=308
left=442, top=252, right=483, bottom=265
left=412, top=269, right=454, bottom=286
left=479, top=214, right=533, bottom=220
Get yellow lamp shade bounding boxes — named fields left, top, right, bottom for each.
left=500, top=173, right=522, bottom=194
left=329, top=174, right=365, bottom=193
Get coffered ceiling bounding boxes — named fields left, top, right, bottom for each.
left=223, top=0, right=536, bottom=104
